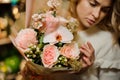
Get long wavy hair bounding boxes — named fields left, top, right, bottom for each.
left=112, top=0, right=120, bottom=45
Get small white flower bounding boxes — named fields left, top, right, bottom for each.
left=32, top=14, right=39, bottom=21
left=47, top=0, right=60, bottom=8
left=32, top=21, right=43, bottom=29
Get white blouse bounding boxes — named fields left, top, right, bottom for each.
left=77, top=26, right=120, bottom=80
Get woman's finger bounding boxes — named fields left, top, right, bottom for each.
left=80, top=43, right=92, bottom=55
left=83, top=56, right=92, bottom=66
left=87, top=42, right=94, bottom=53
left=87, top=42, right=95, bottom=61
left=80, top=48, right=91, bottom=58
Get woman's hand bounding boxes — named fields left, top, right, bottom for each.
left=80, top=41, right=95, bottom=68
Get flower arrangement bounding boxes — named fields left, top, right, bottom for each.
left=14, top=0, right=82, bottom=74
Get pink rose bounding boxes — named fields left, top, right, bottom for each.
left=15, top=28, right=38, bottom=50
left=41, top=44, right=60, bottom=68
left=60, top=43, right=80, bottom=59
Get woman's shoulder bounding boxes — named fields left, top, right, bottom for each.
left=77, top=27, right=114, bottom=44
left=86, top=27, right=113, bottom=39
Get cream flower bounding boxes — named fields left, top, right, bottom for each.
left=43, top=26, right=73, bottom=44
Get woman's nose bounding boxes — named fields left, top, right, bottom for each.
left=92, top=7, right=101, bottom=19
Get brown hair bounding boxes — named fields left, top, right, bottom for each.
left=112, top=0, right=120, bottom=44
left=98, top=0, right=115, bottom=31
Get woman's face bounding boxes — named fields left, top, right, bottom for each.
left=76, top=0, right=112, bottom=29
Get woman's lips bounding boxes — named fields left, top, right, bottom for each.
left=87, top=19, right=95, bottom=25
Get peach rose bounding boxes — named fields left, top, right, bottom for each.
left=60, top=43, right=80, bottom=59
left=15, top=28, right=38, bottom=50
left=41, top=44, right=60, bottom=68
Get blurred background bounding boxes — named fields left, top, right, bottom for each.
left=0, top=0, right=25, bottom=80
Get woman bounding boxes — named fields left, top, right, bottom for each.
left=22, top=0, right=120, bottom=80
left=68, top=0, right=120, bottom=80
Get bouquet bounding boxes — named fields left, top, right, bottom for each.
left=10, top=0, right=82, bottom=79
